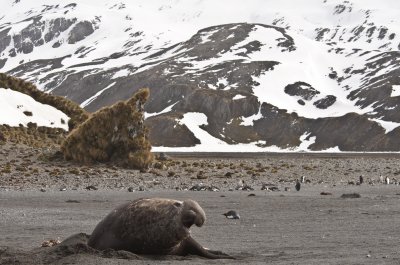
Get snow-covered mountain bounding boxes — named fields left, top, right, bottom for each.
left=1, top=0, right=400, bottom=151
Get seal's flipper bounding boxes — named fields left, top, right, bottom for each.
left=207, top=249, right=233, bottom=257
left=180, top=236, right=235, bottom=259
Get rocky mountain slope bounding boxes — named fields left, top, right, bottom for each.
left=1, top=0, right=400, bottom=151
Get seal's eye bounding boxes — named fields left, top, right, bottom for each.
left=182, top=210, right=197, bottom=228
left=173, top=201, right=183, bottom=207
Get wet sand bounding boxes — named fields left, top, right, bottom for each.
left=1, top=186, right=400, bottom=264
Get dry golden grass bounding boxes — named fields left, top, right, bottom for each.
left=0, top=124, right=67, bottom=148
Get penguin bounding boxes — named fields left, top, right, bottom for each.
left=385, top=176, right=390, bottom=185
left=295, top=179, right=301, bottom=191
left=359, top=175, right=364, bottom=185
left=223, top=210, right=240, bottom=219
left=300, top=176, right=305, bottom=183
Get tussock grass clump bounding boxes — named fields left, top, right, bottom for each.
left=0, top=124, right=67, bottom=147
left=0, top=73, right=88, bottom=131
left=61, top=88, right=153, bottom=169
left=1, top=164, right=12, bottom=174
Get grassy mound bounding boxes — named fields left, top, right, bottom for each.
left=61, top=88, right=153, bottom=169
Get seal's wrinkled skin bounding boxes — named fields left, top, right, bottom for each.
left=88, top=198, right=233, bottom=259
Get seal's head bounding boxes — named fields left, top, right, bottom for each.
left=179, top=199, right=206, bottom=228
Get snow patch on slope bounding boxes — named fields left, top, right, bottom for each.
left=112, top=69, right=131, bottom=79
left=240, top=109, right=263, bottom=126
left=297, top=132, right=316, bottom=151
left=145, top=101, right=179, bottom=118
left=0, top=88, right=69, bottom=130
left=370, top=119, right=400, bottom=134
left=390, top=85, right=400, bottom=97
left=80, top=82, right=116, bottom=108
left=248, top=26, right=374, bottom=119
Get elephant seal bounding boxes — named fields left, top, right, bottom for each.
left=87, top=198, right=233, bottom=259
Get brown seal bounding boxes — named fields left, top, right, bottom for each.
left=87, top=198, right=234, bottom=259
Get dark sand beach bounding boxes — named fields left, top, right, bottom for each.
left=1, top=145, right=400, bottom=264
left=1, top=187, right=400, bottom=264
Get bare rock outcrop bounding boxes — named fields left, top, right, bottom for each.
left=61, top=88, right=153, bottom=169
left=68, top=21, right=94, bottom=44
